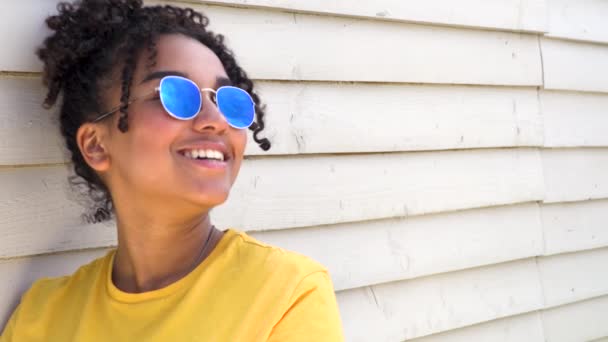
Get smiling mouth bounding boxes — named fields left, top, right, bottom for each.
left=179, top=148, right=228, bottom=161
left=178, top=149, right=228, bottom=170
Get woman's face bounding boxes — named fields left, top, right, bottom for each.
left=97, top=34, right=247, bottom=215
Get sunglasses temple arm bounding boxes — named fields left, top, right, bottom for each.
left=93, top=108, right=118, bottom=123
left=92, top=88, right=159, bottom=123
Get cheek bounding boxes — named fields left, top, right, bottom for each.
left=119, top=108, right=180, bottom=174
left=229, top=129, right=248, bottom=182
left=233, top=129, right=247, bottom=154
left=133, top=108, right=178, bottom=147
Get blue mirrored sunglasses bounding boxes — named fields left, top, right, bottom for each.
left=93, top=75, right=255, bottom=129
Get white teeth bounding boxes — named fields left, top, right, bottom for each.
left=206, top=149, right=224, bottom=161
left=182, top=149, right=225, bottom=161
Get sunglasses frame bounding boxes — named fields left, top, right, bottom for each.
left=93, top=75, right=255, bottom=129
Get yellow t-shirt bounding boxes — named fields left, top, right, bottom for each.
left=0, top=229, right=344, bottom=341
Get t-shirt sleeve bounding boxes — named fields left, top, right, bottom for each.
left=267, top=270, right=344, bottom=342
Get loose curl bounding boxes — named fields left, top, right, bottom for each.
left=37, top=0, right=271, bottom=223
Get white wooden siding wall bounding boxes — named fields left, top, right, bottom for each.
left=0, top=0, right=607, bottom=341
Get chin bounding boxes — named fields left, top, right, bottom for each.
left=190, top=189, right=230, bottom=208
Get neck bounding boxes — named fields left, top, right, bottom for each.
left=111, top=209, right=219, bottom=293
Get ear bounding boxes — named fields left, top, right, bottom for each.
left=76, top=123, right=111, bottom=172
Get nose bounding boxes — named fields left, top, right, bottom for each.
left=192, top=92, right=229, bottom=134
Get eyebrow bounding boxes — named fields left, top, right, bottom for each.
left=141, top=70, right=188, bottom=83
left=141, top=71, right=234, bottom=88
left=215, top=76, right=233, bottom=88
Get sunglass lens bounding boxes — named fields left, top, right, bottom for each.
left=160, top=76, right=201, bottom=120
left=216, top=87, right=255, bottom=129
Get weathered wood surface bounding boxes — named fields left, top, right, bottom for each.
left=3, top=1, right=543, bottom=86
left=190, top=0, right=548, bottom=32
left=546, top=0, right=608, bottom=44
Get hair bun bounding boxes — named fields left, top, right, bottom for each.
left=38, top=0, right=144, bottom=106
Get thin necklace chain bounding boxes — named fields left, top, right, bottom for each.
left=183, top=225, right=216, bottom=277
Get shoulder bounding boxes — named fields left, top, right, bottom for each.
left=16, top=251, right=111, bottom=319
left=27, top=251, right=108, bottom=296
left=227, top=230, right=345, bottom=341
left=227, top=229, right=328, bottom=279
left=222, top=229, right=340, bottom=328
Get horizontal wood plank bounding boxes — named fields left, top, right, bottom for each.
left=537, top=247, right=608, bottom=308
left=541, top=37, right=608, bottom=93
left=541, top=199, right=608, bottom=255
left=336, top=258, right=543, bottom=341
left=187, top=0, right=548, bottom=33
left=0, top=76, right=65, bottom=165
left=541, top=148, right=608, bottom=203
left=191, top=3, right=544, bottom=85
left=546, top=0, right=608, bottom=44
left=541, top=90, right=608, bottom=147
left=0, top=149, right=545, bottom=258
left=217, top=148, right=545, bottom=230
left=252, top=203, right=543, bottom=291
left=3, top=1, right=543, bottom=86
left=409, top=312, right=545, bottom=342
left=0, top=76, right=545, bottom=165
left=0, top=165, right=117, bottom=259
left=541, top=295, right=608, bottom=342
left=0, top=248, right=109, bottom=330
left=0, top=1, right=57, bottom=73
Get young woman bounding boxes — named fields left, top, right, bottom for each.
left=0, top=0, right=343, bottom=340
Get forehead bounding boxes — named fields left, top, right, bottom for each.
left=135, top=33, right=229, bottom=84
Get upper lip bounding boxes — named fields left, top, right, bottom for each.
left=177, top=140, right=231, bottom=161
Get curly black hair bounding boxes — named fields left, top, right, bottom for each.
left=37, top=0, right=271, bottom=223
